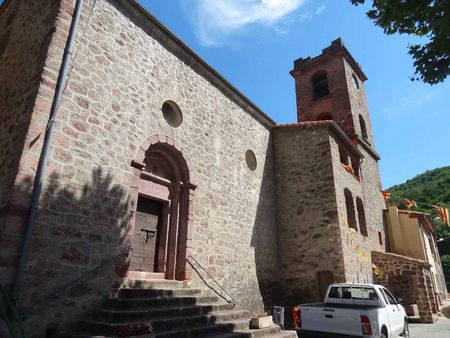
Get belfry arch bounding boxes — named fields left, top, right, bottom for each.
left=129, top=134, right=196, bottom=280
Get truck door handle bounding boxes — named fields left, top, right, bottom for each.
left=325, top=314, right=333, bottom=318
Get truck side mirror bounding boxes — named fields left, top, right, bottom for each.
left=397, top=298, right=403, bottom=304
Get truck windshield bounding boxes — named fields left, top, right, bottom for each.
left=328, top=286, right=341, bottom=298
left=341, top=286, right=363, bottom=299
left=329, top=286, right=379, bottom=305
left=362, top=287, right=378, bottom=301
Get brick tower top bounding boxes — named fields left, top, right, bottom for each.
left=290, top=38, right=375, bottom=145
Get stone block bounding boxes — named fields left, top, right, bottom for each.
left=405, top=304, right=419, bottom=316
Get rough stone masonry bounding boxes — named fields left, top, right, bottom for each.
left=0, top=0, right=407, bottom=336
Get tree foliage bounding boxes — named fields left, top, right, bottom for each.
left=351, top=0, right=450, bottom=84
left=441, top=255, right=450, bottom=289
left=387, top=166, right=450, bottom=288
left=387, top=166, right=450, bottom=214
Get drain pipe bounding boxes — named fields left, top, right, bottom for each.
left=11, top=0, right=85, bottom=303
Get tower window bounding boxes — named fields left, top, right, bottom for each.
left=356, top=197, right=368, bottom=236
left=359, top=115, right=368, bottom=141
left=311, top=71, right=330, bottom=100
left=344, top=188, right=357, bottom=231
left=339, top=146, right=349, bottom=165
left=352, top=73, right=360, bottom=90
left=351, top=157, right=360, bottom=178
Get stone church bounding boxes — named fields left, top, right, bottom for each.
left=2, top=0, right=436, bottom=337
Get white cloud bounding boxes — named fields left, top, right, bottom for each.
left=274, top=26, right=290, bottom=35
left=298, top=12, right=313, bottom=22
left=188, top=0, right=306, bottom=46
left=315, top=4, right=326, bottom=15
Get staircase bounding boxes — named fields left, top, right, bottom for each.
left=60, top=279, right=297, bottom=338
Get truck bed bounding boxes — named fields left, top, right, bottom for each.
left=299, top=303, right=380, bottom=336
left=302, top=302, right=382, bottom=310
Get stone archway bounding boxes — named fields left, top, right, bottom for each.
left=129, top=134, right=196, bottom=280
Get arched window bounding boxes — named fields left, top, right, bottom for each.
left=339, top=146, right=348, bottom=165
left=359, top=114, right=368, bottom=140
left=352, top=73, right=360, bottom=90
left=344, top=189, right=357, bottom=230
left=311, top=71, right=330, bottom=99
left=356, top=197, right=368, bottom=236
left=316, top=112, right=333, bottom=120
left=351, top=157, right=360, bottom=178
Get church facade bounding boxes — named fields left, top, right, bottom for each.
left=0, top=0, right=430, bottom=336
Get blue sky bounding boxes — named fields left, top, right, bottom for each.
left=140, top=0, right=450, bottom=188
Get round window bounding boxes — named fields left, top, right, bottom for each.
left=245, top=150, right=257, bottom=171
left=162, top=100, right=183, bottom=128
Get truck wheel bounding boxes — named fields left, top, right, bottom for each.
left=402, top=320, right=410, bottom=338
left=380, top=326, right=388, bottom=338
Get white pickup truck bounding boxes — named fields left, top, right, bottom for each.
left=296, top=283, right=409, bottom=338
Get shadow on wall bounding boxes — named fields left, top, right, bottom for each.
left=16, top=167, right=133, bottom=336
left=250, top=145, right=282, bottom=313
left=0, top=0, right=61, bottom=226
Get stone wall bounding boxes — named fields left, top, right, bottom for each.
left=292, top=40, right=358, bottom=139
left=330, top=134, right=385, bottom=283
left=372, top=251, right=437, bottom=323
left=290, top=39, right=386, bottom=286
left=8, top=0, right=280, bottom=335
left=330, top=133, right=372, bottom=283
left=0, top=0, right=69, bottom=290
left=342, top=58, right=375, bottom=145
left=273, top=122, right=346, bottom=305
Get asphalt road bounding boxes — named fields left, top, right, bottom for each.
left=409, top=316, right=450, bottom=338
left=296, top=316, right=450, bottom=338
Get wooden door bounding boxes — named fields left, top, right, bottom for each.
left=317, top=270, right=334, bottom=301
left=130, top=197, right=163, bottom=272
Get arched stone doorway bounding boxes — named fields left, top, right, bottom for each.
left=129, top=134, right=196, bottom=280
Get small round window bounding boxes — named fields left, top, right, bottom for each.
left=162, top=100, right=183, bottom=128
left=245, top=150, right=257, bottom=171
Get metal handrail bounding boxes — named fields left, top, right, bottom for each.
left=0, top=282, right=27, bottom=338
left=187, top=255, right=237, bottom=306
left=23, top=247, right=131, bottom=316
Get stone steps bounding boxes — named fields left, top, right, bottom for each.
left=60, top=279, right=296, bottom=338
left=118, top=287, right=202, bottom=299
left=103, top=295, right=221, bottom=310
left=94, top=303, right=235, bottom=322
left=79, top=310, right=250, bottom=335
left=147, top=319, right=250, bottom=337
left=122, top=279, right=185, bottom=289
left=155, top=324, right=297, bottom=338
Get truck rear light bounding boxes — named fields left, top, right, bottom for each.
left=292, top=307, right=301, bottom=328
left=360, top=315, right=372, bottom=335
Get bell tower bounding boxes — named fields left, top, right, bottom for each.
left=290, top=38, right=375, bottom=147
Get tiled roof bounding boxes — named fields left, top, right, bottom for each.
left=273, top=120, right=333, bottom=128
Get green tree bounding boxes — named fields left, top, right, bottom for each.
left=441, top=255, right=450, bottom=289
left=351, top=0, right=450, bottom=84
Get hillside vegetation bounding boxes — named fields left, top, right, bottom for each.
left=387, top=166, right=450, bottom=289
left=387, top=166, right=450, bottom=214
